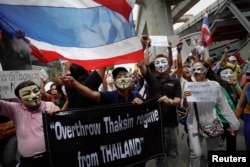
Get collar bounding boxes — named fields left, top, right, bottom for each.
left=156, top=74, right=170, bottom=83
left=21, top=101, right=45, bottom=113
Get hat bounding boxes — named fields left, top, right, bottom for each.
left=44, top=82, right=54, bottom=92
left=112, top=67, right=128, bottom=78
left=228, top=56, right=236, bottom=61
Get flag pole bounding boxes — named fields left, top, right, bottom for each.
left=200, top=8, right=212, bottom=60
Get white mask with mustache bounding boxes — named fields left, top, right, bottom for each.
left=114, top=71, right=131, bottom=89
left=19, top=85, right=41, bottom=109
left=154, top=57, right=168, bottom=73
left=220, top=68, right=233, bottom=82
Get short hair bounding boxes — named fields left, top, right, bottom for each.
left=14, top=80, right=39, bottom=99
left=183, top=63, right=190, bottom=68
left=191, top=48, right=198, bottom=55
left=206, top=57, right=214, bottom=64
left=217, top=66, right=234, bottom=76
left=70, top=63, right=89, bottom=82
left=153, top=53, right=168, bottom=62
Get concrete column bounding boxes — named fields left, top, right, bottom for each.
left=144, top=0, right=174, bottom=35
left=143, top=0, right=174, bottom=54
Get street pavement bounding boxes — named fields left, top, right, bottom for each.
left=145, top=119, right=246, bottom=167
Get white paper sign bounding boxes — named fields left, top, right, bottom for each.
left=40, top=69, right=48, bottom=81
left=171, top=40, right=191, bottom=63
left=167, top=35, right=179, bottom=47
left=172, top=48, right=177, bottom=60
left=184, top=82, right=217, bottom=102
left=182, top=40, right=191, bottom=63
left=149, top=36, right=168, bottom=47
left=0, top=70, right=40, bottom=99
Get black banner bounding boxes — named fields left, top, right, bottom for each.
left=43, top=98, right=165, bottom=167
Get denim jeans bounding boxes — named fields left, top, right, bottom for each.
left=0, top=135, right=18, bottom=167
left=188, top=127, right=220, bottom=167
left=155, top=126, right=179, bottom=167
left=244, top=114, right=250, bottom=150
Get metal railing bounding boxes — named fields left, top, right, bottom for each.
left=174, top=0, right=226, bottom=34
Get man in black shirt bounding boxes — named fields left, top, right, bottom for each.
left=138, top=52, right=181, bottom=167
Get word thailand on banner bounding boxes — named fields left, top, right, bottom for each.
left=0, top=70, right=40, bottom=99
left=184, top=82, right=217, bottom=102
left=0, top=0, right=143, bottom=70
left=43, top=98, right=165, bottom=167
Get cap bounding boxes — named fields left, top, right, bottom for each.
left=228, top=56, right=236, bottom=61
left=44, top=81, right=54, bottom=92
left=112, top=67, right=128, bottom=78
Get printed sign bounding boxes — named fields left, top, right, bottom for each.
left=149, top=36, right=168, bottom=47
left=43, top=98, right=165, bottom=167
left=0, top=70, right=40, bottom=99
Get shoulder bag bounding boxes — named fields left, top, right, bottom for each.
left=193, top=102, right=224, bottom=138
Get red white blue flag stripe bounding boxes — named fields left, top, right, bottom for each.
left=201, top=9, right=212, bottom=47
left=0, top=0, right=143, bottom=70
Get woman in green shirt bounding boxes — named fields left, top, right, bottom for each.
left=216, top=66, right=242, bottom=151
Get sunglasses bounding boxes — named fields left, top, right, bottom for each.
left=190, top=67, right=206, bottom=74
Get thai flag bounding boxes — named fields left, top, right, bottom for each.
left=200, top=9, right=212, bottom=47
left=0, top=0, right=143, bottom=70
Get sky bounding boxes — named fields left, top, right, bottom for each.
left=133, top=0, right=217, bottom=30
left=173, top=0, right=216, bottom=29
left=185, top=0, right=216, bottom=15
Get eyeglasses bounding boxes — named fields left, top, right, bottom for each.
left=190, top=67, right=206, bottom=74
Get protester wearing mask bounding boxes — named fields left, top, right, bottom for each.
left=0, top=80, right=60, bottom=167
left=138, top=52, right=182, bottom=167
left=60, top=67, right=143, bottom=106
left=217, top=66, right=242, bottom=99
left=215, top=66, right=242, bottom=151
left=183, top=61, right=240, bottom=167
left=60, top=66, right=146, bottom=166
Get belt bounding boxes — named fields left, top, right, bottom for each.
left=21, top=152, right=47, bottom=161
